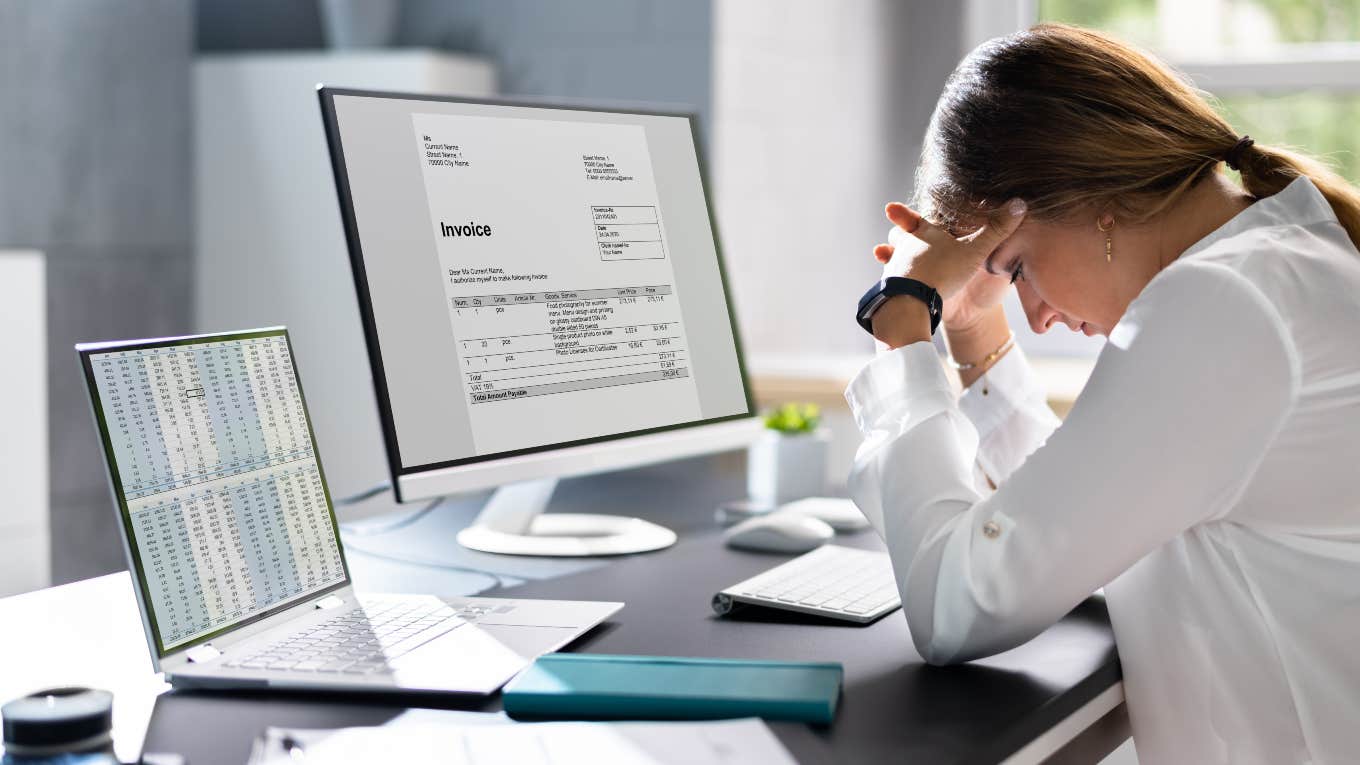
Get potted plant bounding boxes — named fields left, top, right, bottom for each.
left=747, top=403, right=830, bottom=506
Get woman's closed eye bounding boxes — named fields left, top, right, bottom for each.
left=1009, top=261, right=1025, bottom=284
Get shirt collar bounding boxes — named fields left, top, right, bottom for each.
left=1180, top=176, right=1338, bottom=260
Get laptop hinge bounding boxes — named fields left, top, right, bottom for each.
left=186, top=644, right=221, bottom=664
left=315, top=594, right=345, bottom=610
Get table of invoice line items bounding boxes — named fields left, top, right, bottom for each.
left=89, top=335, right=345, bottom=649
left=450, top=281, right=688, bottom=405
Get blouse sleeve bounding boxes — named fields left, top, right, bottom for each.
left=844, top=261, right=1300, bottom=664
left=956, top=345, right=1062, bottom=487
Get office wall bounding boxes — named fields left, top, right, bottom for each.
left=713, top=0, right=966, bottom=362
left=0, top=1, right=194, bottom=584
left=197, top=0, right=711, bottom=138
left=393, top=0, right=713, bottom=141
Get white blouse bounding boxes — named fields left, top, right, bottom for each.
left=845, top=177, right=1360, bottom=764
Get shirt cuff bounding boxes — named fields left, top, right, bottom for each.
left=845, top=341, right=954, bottom=434
left=956, top=344, right=1046, bottom=443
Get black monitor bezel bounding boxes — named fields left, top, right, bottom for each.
left=317, top=86, right=756, bottom=501
left=77, top=327, right=352, bottom=658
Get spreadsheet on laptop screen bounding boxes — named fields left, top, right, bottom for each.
left=85, top=332, right=346, bottom=652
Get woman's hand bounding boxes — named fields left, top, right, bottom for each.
left=869, top=200, right=1026, bottom=346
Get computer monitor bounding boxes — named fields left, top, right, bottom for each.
left=317, top=87, right=757, bottom=556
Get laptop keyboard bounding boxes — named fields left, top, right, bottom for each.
left=223, top=598, right=466, bottom=675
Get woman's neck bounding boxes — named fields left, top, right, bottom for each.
left=1151, top=173, right=1256, bottom=273
left=1115, top=174, right=1255, bottom=311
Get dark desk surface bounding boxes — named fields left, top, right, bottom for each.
left=132, top=455, right=1120, bottom=764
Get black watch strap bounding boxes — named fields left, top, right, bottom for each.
left=856, top=277, right=943, bottom=336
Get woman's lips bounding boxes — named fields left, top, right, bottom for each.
left=1080, top=322, right=1097, bottom=336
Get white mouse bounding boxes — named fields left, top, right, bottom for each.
left=723, top=513, right=834, bottom=553
left=777, top=497, right=871, bottom=532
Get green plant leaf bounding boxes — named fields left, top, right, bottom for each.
left=763, top=402, right=821, bottom=433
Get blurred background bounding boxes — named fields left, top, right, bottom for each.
left=2, top=0, right=1357, bottom=595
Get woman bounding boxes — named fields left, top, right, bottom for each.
left=849, top=23, right=1360, bottom=763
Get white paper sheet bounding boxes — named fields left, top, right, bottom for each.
left=249, top=717, right=796, bottom=765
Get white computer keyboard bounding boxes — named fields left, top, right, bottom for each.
left=712, top=545, right=901, bottom=624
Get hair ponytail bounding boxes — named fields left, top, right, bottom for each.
left=1235, top=142, right=1360, bottom=249
left=918, top=23, right=1360, bottom=253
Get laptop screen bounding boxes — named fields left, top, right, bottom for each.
left=78, top=329, right=349, bottom=656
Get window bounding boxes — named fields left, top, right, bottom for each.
left=1039, top=0, right=1360, bottom=184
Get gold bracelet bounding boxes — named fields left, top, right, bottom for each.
left=950, top=333, right=1015, bottom=371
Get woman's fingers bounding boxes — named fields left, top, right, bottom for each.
left=885, top=202, right=950, bottom=246
left=961, top=198, right=1027, bottom=255
left=876, top=199, right=1027, bottom=301
left=885, top=198, right=1027, bottom=255
left=884, top=202, right=922, bottom=232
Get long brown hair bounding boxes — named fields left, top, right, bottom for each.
left=916, top=23, right=1360, bottom=249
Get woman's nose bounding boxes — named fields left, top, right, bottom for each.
left=1017, top=282, right=1060, bottom=334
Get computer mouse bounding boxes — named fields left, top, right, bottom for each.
left=722, top=513, right=834, bottom=553
left=777, top=497, right=872, bottom=532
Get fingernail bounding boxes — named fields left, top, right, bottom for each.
left=1008, top=198, right=1027, bottom=216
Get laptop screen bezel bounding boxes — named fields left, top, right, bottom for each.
left=317, top=86, right=756, bottom=501
left=78, top=327, right=353, bottom=658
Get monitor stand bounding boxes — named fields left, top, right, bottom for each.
left=455, top=477, right=678, bottom=556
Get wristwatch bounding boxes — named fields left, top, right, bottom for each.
left=856, top=276, right=943, bottom=336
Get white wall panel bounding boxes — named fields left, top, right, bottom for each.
left=0, top=251, right=50, bottom=596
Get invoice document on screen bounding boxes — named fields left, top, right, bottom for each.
left=412, top=112, right=703, bottom=456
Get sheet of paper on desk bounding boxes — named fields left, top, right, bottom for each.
left=248, top=718, right=795, bottom=765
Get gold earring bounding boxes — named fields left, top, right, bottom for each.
left=1097, top=216, right=1114, bottom=262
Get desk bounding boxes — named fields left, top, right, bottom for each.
left=3, top=456, right=1128, bottom=764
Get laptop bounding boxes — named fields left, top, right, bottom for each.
left=77, top=327, right=621, bottom=694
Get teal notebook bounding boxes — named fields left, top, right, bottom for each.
left=501, top=654, right=843, bottom=724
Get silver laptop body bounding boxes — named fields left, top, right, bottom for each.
left=77, top=327, right=620, bottom=695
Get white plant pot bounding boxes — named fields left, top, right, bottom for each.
left=747, top=428, right=830, bottom=506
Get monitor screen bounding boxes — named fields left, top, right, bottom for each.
left=79, top=330, right=348, bottom=655
left=320, top=90, right=752, bottom=482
